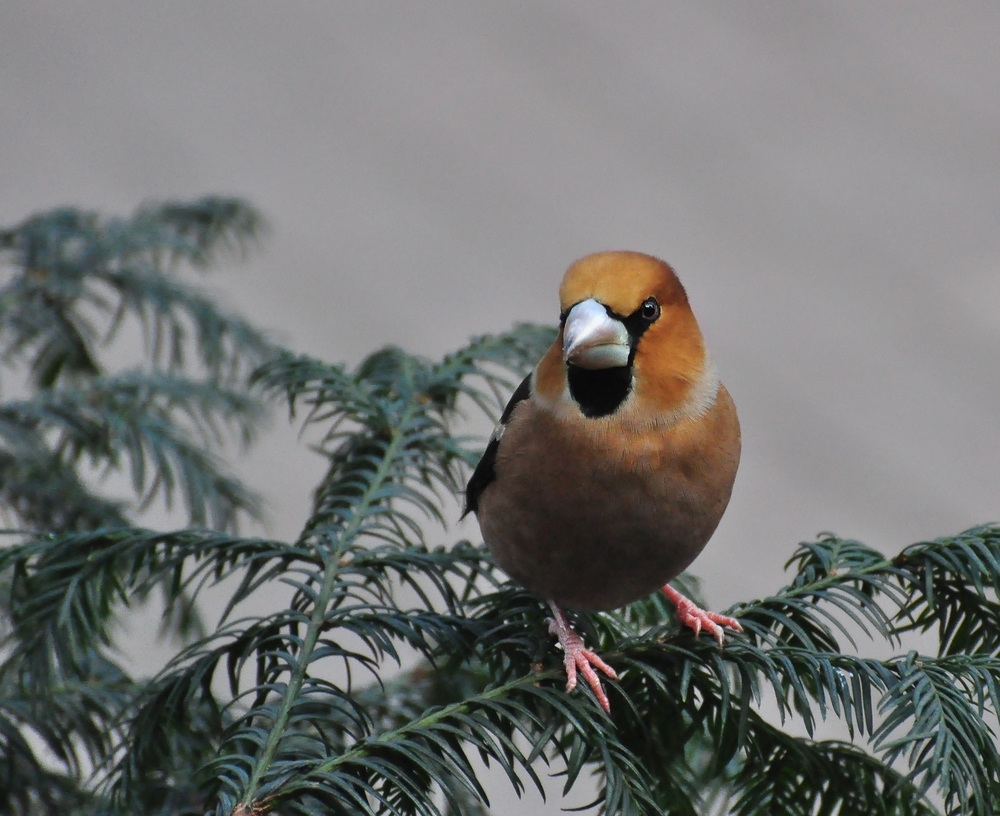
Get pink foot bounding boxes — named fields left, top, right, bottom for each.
left=547, top=601, right=618, bottom=713
left=662, top=585, right=743, bottom=646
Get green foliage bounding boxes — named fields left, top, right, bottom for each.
left=2, top=199, right=1000, bottom=816
left=0, top=197, right=273, bottom=531
left=0, top=198, right=273, bottom=814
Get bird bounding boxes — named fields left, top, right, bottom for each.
left=464, top=251, right=742, bottom=713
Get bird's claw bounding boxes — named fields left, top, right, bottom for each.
left=662, top=585, right=743, bottom=646
left=547, top=603, right=617, bottom=713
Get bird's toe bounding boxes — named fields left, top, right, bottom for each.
left=547, top=602, right=617, bottom=713
left=663, top=585, right=742, bottom=646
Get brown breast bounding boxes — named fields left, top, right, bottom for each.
left=477, top=385, right=740, bottom=611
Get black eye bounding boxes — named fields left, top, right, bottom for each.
left=639, top=298, right=660, bottom=321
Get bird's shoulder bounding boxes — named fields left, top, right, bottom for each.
left=463, top=372, right=533, bottom=515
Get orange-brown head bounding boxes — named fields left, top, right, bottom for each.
left=534, top=251, right=717, bottom=425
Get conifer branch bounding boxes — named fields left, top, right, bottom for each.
left=4, top=199, right=1000, bottom=815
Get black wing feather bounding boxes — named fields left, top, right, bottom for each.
left=463, top=373, right=532, bottom=516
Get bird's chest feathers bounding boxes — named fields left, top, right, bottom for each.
left=482, top=398, right=732, bottom=611
left=500, top=403, right=692, bottom=494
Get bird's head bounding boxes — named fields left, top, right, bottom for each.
left=534, top=251, right=718, bottom=423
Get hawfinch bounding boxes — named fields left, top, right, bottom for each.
left=465, top=251, right=741, bottom=712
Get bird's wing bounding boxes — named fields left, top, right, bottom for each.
left=463, top=372, right=532, bottom=516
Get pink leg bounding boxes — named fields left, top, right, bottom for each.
left=547, top=601, right=618, bottom=713
left=662, top=585, right=743, bottom=647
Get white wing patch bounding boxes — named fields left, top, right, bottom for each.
left=489, top=421, right=505, bottom=444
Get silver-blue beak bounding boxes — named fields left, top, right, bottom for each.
left=562, top=298, right=630, bottom=369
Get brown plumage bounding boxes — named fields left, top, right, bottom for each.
left=466, top=251, right=742, bottom=711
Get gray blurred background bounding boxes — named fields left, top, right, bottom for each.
left=2, top=2, right=999, bottom=806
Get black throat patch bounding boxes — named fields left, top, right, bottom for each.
left=566, top=364, right=633, bottom=418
